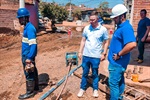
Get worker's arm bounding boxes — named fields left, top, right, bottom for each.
left=78, top=37, right=86, bottom=60
left=141, top=26, right=150, bottom=42
left=101, top=39, right=109, bottom=61
left=113, top=42, right=136, bottom=60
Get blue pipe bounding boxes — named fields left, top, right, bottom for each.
left=39, top=64, right=82, bottom=100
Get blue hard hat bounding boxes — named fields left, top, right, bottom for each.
left=17, top=8, right=30, bottom=18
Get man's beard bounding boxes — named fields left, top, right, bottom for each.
left=19, top=20, right=26, bottom=25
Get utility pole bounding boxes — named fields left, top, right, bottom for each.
left=69, top=0, right=71, bottom=17
left=19, top=0, right=25, bottom=8
left=68, top=0, right=73, bottom=21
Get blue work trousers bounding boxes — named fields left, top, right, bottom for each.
left=80, top=56, right=100, bottom=90
left=108, top=63, right=126, bottom=100
left=22, top=56, right=38, bottom=81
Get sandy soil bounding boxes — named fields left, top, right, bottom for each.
left=0, top=27, right=149, bottom=100
left=0, top=28, right=108, bottom=100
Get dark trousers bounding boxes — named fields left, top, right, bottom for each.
left=22, top=56, right=38, bottom=81
left=137, top=39, right=145, bottom=60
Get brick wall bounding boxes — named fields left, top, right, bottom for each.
left=0, top=0, right=39, bottom=30
left=0, top=9, right=18, bottom=29
left=0, top=0, right=18, bottom=29
left=133, top=0, right=150, bottom=32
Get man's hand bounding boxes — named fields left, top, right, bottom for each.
left=100, top=54, right=106, bottom=61
left=141, top=37, right=146, bottom=42
left=25, top=59, right=31, bottom=64
left=25, top=59, right=34, bottom=73
left=113, top=53, right=120, bottom=60
left=78, top=52, right=82, bottom=60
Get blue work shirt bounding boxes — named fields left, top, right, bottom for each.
left=108, top=20, right=136, bottom=68
left=137, top=17, right=150, bottom=39
left=82, top=24, right=109, bottom=58
left=22, top=22, right=37, bottom=60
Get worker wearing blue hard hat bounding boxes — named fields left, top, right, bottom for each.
left=17, top=8, right=39, bottom=99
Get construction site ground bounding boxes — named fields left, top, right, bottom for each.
left=0, top=25, right=150, bottom=100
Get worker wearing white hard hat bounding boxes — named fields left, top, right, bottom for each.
left=110, top=4, right=128, bottom=18
left=108, top=4, right=136, bottom=100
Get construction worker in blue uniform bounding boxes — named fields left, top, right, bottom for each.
left=17, top=8, right=39, bottom=99
left=108, top=4, right=136, bottom=100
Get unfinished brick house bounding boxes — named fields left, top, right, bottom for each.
left=0, top=0, right=19, bottom=29
left=0, top=0, right=39, bottom=30
left=125, top=0, right=150, bottom=33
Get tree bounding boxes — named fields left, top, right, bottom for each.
left=39, top=2, right=68, bottom=22
left=65, top=2, right=75, bottom=7
left=99, top=1, right=109, bottom=9
left=73, top=9, right=82, bottom=20
left=97, top=1, right=112, bottom=24
left=97, top=1, right=109, bottom=17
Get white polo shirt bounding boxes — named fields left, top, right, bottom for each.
left=82, top=24, right=108, bottom=58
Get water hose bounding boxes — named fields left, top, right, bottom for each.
left=39, top=64, right=82, bottom=100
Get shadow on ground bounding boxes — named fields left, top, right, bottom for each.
left=129, top=47, right=150, bottom=67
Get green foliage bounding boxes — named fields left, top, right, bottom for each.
left=99, top=2, right=109, bottom=9
left=97, top=1, right=109, bottom=17
left=65, top=3, right=75, bottom=6
left=39, top=2, right=68, bottom=22
left=73, top=9, right=82, bottom=20
left=97, top=1, right=112, bottom=24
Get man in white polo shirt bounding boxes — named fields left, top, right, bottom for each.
left=78, top=11, right=109, bottom=98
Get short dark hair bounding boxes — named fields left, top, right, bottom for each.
left=141, top=9, right=147, bottom=14
left=122, top=13, right=127, bottom=18
left=90, top=11, right=98, bottom=16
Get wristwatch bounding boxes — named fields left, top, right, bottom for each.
left=103, top=53, right=107, bottom=56
left=117, top=52, right=120, bottom=57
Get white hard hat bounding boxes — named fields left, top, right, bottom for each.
left=110, top=4, right=128, bottom=18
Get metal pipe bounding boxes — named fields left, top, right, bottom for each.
left=19, top=0, right=25, bottom=8
left=39, top=64, right=82, bottom=100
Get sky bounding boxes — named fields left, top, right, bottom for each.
left=42, top=0, right=124, bottom=8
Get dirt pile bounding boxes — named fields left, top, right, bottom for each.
left=0, top=30, right=106, bottom=100
left=0, top=28, right=149, bottom=100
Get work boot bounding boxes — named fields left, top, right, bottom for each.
left=18, top=81, right=35, bottom=99
left=137, top=59, right=143, bottom=64
left=34, top=77, right=39, bottom=91
left=34, top=66, right=39, bottom=91
left=134, top=58, right=139, bottom=61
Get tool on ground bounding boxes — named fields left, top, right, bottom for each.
left=65, top=52, right=78, bottom=66
left=56, top=52, right=78, bottom=100
left=25, top=63, right=34, bottom=73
